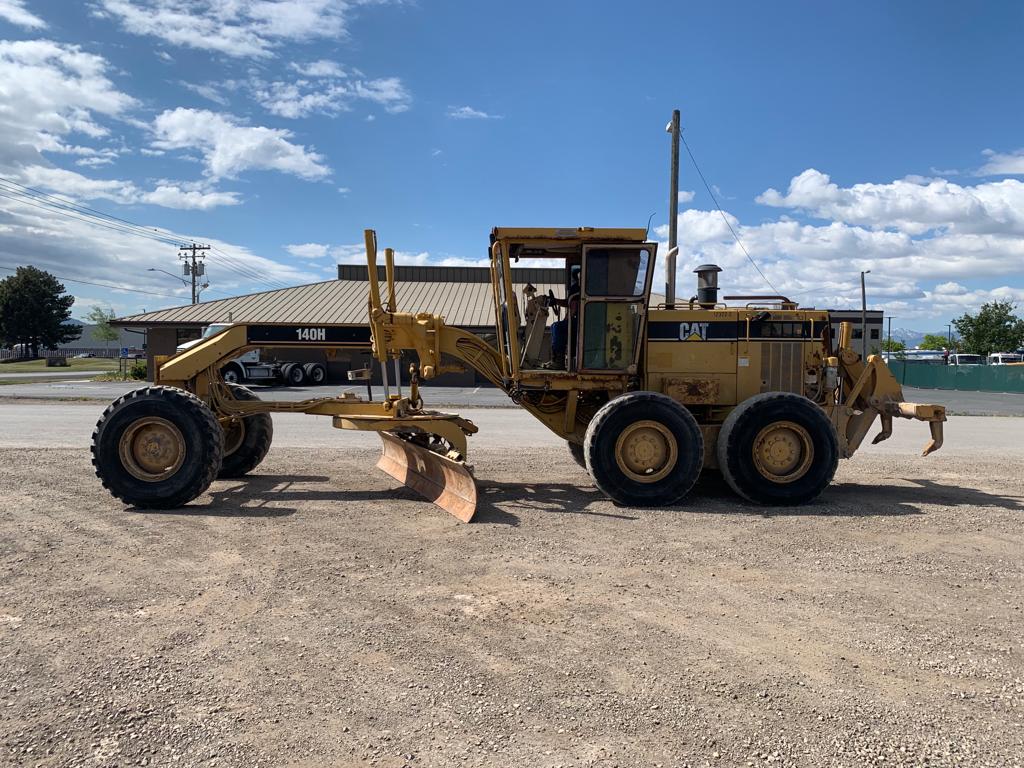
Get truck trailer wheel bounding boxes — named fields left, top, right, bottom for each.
left=584, top=392, right=704, bottom=506
left=91, top=386, right=223, bottom=509
left=220, top=363, right=243, bottom=385
left=219, top=384, right=274, bottom=478
left=716, top=392, right=839, bottom=506
left=283, top=363, right=306, bottom=386
left=303, top=362, right=327, bottom=385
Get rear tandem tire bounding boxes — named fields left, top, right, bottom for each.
left=284, top=363, right=306, bottom=386
left=584, top=391, right=704, bottom=507
left=218, top=384, right=274, bottom=478
left=304, top=362, right=327, bottom=385
left=716, top=391, right=839, bottom=506
left=91, top=386, right=223, bottom=509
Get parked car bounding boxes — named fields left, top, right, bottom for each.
left=73, top=352, right=96, bottom=358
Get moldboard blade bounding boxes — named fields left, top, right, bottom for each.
left=376, top=432, right=478, bottom=522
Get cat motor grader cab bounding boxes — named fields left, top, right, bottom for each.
left=92, top=228, right=946, bottom=521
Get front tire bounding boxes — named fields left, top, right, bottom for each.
left=584, top=392, right=704, bottom=506
left=218, top=384, right=273, bottom=478
left=716, top=392, right=839, bottom=505
left=91, top=386, right=223, bottom=509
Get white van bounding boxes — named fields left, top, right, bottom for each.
left=948, top=353, right=983, bottom=366
left=987, top=352, right=1023, bottom=365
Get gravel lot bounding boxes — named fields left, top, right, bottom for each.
left=1, top=408, right=1022, bottom=767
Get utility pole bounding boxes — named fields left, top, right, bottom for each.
left=946, top=323, right=953, bottom=349
left=179, top=243, right=210, bottom=304
left=665, top=109, right=681, bottom=308
left=860, top=269, right=871, bottom=360
left=887, top=315, right=893, bottom=352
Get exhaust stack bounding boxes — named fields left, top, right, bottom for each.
left=694, top=264, right=722, bottom=308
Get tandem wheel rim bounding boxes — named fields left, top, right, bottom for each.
left=614, top=419, right=678, bottom=484
left=118, top=416, right=187, bottom=482
left=751, top=420, right=814, bottom=484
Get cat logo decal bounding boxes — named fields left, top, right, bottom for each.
left=678, top=322, right=709, bottom=341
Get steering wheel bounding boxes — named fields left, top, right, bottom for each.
left=548, top=289, right=561, bottom=319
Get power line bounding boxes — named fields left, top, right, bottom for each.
left=680, top=133, right=780, bottom=295
left=0, top=265, right=188, bottom=300
left=0, top=177, right=184, bottom=246
left=0, top=174, right=292, bottom=292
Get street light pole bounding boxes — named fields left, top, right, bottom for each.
left=860, top=269, right=871, bottom=361
left=887, top=315, right=893, bottom=353
left=665, top=109, right=680, bottom=308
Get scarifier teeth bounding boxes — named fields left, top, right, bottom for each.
left=376, top=432, right=478, bottom=522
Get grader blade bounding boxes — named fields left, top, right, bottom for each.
left=376, top=432, right=478, bottom=522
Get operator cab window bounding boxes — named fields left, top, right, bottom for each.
left=579, top=245, right=654, bottom=371
left=584, top=248, right=650, bottom=297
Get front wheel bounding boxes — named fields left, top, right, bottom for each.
left=584, top=392, right=704, bottom=506
left=716, top=392, right=839, bottom=505
left=91, top=386, right=223, bottom=508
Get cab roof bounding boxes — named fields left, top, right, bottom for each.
left=491, top=227, right=649, bottom=243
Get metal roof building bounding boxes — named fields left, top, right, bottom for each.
left=114, top=264, right=573, bottom=385
left=115, top=265, right=567, bottom=331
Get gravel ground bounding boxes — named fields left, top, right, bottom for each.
left=1, top=444, right=1022, bottom=768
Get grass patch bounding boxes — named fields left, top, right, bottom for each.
left=0, top=357, right=119, bottom=373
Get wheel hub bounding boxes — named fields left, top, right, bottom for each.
left=118, top=416, right=186, bottom=482
left=752, top=420, right=813, bottom=483
left=614, top=420, right=678, bottom=483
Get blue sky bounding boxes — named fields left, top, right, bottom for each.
left=0, top=0, right=1021, bottom=330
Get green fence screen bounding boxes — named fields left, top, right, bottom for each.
left=887, top=361, right=1024, bottom=393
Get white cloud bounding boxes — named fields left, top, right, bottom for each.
left=678, top=190, right=695, bottom=204
left=12, top=164, right=242, bottom=210
left=151, top=107, right=330, bottom=179
left=650, top=179, right=1024, bottom=322
left=0, top=0, right=46, bottom=29
left=447, top=105, right=502, bottom=120
left=290, top=59, right=345, bottom=78
left=757, top=168, right=1024, bottom=236
left=285, top=242, right=329, bottom=259
left=98, top=0, right=358, bottom=58
left=0, top=39, right=137, bottom=167
left=140, top=183, right=241, bottom=209
left=250, top=72, right=410, bottom=118
left=977, top=148, right=1024, bottom=176
left=178, top=80, right=229, bottom=106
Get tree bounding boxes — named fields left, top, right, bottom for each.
left=86, top=306, right=120, bottom=350
left=919, top=333, right=955, bottom=351
left=881, top=338, right=906, bottom=353
left=0, top=267, right=81, bottom=358
left=952, top=301, right=1024, bottom=356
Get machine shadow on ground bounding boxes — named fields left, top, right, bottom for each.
left=135, top=470, right=1024, bottom=523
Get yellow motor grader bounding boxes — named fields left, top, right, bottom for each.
left=92, top=228, right=946, bottom=521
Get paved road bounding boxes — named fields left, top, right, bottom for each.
left=0, top=400, right=1015, bottom=456
left=1, top=379, right=1022, bottom=415
left=0, top=370, right=104, bottom=380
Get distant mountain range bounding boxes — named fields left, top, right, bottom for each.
left=888, top=328, right=959, bottom=348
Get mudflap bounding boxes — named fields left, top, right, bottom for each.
left=376, top=432, right=478, bottom=522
